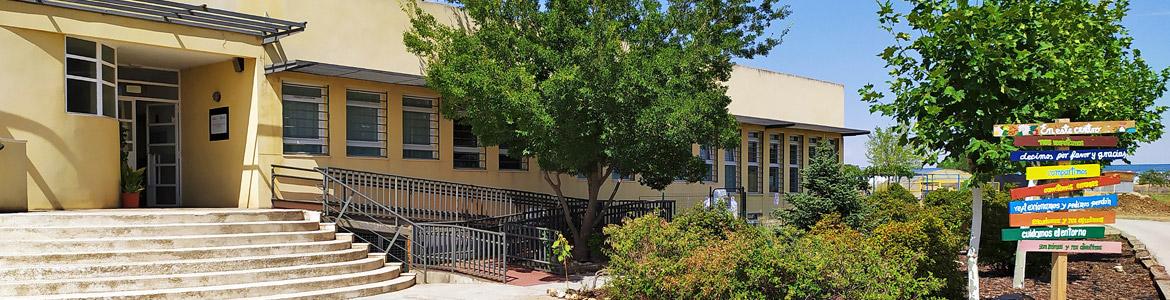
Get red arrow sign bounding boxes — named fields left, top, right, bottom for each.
left=1009, top=175, right=1121, bottom=200
left=1013, top=135, right=1118, bottom=147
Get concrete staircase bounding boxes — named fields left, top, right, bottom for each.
left=0, top=209, right=415, bottom=299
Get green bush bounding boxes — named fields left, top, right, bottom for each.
left=603, top=211, right=945, bottom=299
left=774, top=141, right=869, bottom=229
left=872, top=212, right=964, bottom=299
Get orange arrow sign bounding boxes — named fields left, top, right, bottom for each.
left=1009, top=210, right=1116, bottom=227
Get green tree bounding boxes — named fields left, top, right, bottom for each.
left=1138, top=170, right=1169, bottom=187
left=774, top=141, right=869, bottom=229
left=862, top=1, right=1169, bottom=298
left=865, top=126, right=925, bottom=179
left=403, top=0, right=790, bottom=260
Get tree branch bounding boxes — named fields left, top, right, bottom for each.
left=543, top=170, right=581, bottom=242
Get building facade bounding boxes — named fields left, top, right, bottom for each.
left=0, top=0, right=867, bottom=216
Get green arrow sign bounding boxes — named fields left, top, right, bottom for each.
left=1001, top=226, right=1105, bottom=241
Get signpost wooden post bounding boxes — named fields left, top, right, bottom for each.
left=999, top=119, right=1130, bottom=300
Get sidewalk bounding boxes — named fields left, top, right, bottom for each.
left=358, top=275, right=606, bottom=300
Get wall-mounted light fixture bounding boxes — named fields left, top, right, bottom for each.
left=233, top=57, right=245, bottom=73
left=212, top=91, right=222, bottom=102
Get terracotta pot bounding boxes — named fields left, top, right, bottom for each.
left=121, top=192, right=140, bottom=208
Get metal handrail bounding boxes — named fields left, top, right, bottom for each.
left=317, top=169, right=422, bottom=274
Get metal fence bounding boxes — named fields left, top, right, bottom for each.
left=271, top=164, right=673, bottom=282
left=321, top=167, right=569, bottom=222
left=414, top=223, right=508, bottom=282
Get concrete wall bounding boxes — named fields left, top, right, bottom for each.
left=0, top=138, right=28, bottom=212
left=726, top=65, right=846, bottom=127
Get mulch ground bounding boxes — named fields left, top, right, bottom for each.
left=1112, top=193, right=1170, bottom=217
left=966, top=236, right=1161, bottom=300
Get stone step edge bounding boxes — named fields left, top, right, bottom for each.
left=0, top=220, right=318, bottom=230
left=0, top=233, right=354, bottom=263
left=0, top=227, right=337, bottom=245
left=15, top=264, right=403, bottom=300
left=0, top=244, right=370, bottom=273
left=240, top=273, right=417, bottom=300
left=1, top=255, right=387, bottom=288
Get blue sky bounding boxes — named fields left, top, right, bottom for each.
left=736, top=0, right=1170, bottom=167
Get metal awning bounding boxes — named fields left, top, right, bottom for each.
left=17, top=0, right=306, bottom=44
left=735, top=115, right=870, bottom=136
left=266, top=60, right=427, bottom=87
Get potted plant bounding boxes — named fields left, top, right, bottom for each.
left=121, top=163, right=145, bottom=208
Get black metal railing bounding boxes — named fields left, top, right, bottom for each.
left=271, top=164, right=673, bottom=282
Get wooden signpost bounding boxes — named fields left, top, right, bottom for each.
left=1009, top=176, right=1121, bottom=199
left=1010, top=148, right=1127, bottom=162
left=1017, top=240, right=1123, bottom=254
left=1009, top=211, right=1116, bottom=227
left=1012, top=135, right=1119, bottom=147
left=998, top=119, right=1132, bottom=300
left=1001, top=226, right=1106, bottom=241
left=993, top=120, right=1136, bottom=137
left=1024, top=164, right=1101, bottom=180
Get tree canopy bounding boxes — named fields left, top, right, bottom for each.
left=865, top=127, right=924, bottom=178
left=403, top=0, right=790, bottom=259
left=862, top=0, right=1168, bottom=180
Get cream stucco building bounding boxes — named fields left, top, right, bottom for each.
left=0, top=0, right=867, bottom=217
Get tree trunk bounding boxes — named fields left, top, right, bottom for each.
left=574, top=168, right=606, bottom=262
left=967, top=185, right=983, bottom=300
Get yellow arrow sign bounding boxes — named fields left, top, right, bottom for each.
left=1025, top=164, right=1101, bottom=180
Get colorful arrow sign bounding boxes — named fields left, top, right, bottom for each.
left=1001, top=226, right=1106, bottom=241
left=993, top=121, right=1136, bottom=137
left=1017, top=240, right=1122, bottom=254
left=1025, top=164, right=1101, bottom=180
left=1009, top=176, right=1121, bottom=199
left=1009, top=194, right=1118, bottom=214
left=1010, top=148, right=1126, bottom=162
left=1008, top=210, right=1116, bottom=227
left=1013, top=136, right=1118, bottom=147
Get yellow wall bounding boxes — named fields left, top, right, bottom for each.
left=179, top=59, right=270, bottom=208
left=0, top=138, right=28, bottom=212
left=0, top=26, right=119, bottom=209
left=262, top=71, right=845, bottom=217
left=0, top=2, right=268, bottom=209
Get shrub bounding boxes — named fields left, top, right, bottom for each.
left=872, top=213, right=964, bottom=299
left=774, top=141, right=869, bottom=229
left=603, top=212, right=946, bottom=299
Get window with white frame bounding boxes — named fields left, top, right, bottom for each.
left=769, top=134, right=783, bottom=193
left=346, top=90, right=387, bottom=157
left=402, top=96, right=439, bottom=159
left=699, top=145, right=717, bottom=182
left=282, top=83, right=329, bottom=155
left=724, top=146, right=739, bottom=190
left=453, top=120, right=485, bottom=169
left=788, top=135, right=804, bottom=193
left=65, top=37, right=117, bottom=118
left=611, top=168, right=634, bottom=181
left=498, top=143, right=528, bottom=170
left=747, top=131, right=762, bottom=193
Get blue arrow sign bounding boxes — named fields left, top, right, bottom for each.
left=1010, top=148, right=1127, bottom=162
left=1009, top=194, right=1118, bottom=214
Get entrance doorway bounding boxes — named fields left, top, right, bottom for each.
left=118, top=66, right=181, bottom=207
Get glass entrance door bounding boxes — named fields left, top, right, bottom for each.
left=144, top=103, right=179, bottom=207
left=119, top=66, right=181, bottom=207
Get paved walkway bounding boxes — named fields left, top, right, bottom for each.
left=1112, top=219, right=1170, bottom=265
left=359, top=275, right=606, bottom=300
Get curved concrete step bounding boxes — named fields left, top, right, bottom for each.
left=0, top=233, right=355, bottom=266
left=0, top=256, right=389, bottom=296
left=0, top=246, right=369, bottom=280
left=0, top=220, right=320, bottom=240
left=0, top=227, right=337, bottom=255
left=15, top=265, right=404, bottom=299
left=0, top=209, right=306, bottom=227
left=242, top=272, right=417, bottom=300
